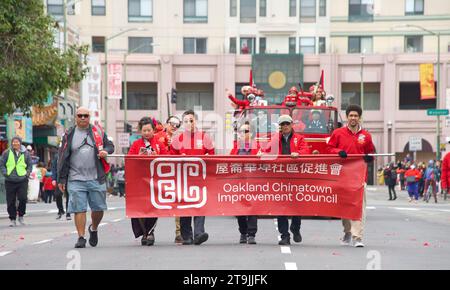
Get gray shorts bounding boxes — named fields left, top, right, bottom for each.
left=67, top=180, right=107, bottom=213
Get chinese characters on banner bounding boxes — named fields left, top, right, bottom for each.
left=419, top=63, right=436, bottom=100
left=125, top=156, right=366, bottom=220
left=108, top=63, right=122, bottom=100
left=82, top=55, right=102, bottom=121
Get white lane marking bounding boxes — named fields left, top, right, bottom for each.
left=391, top=207, right=420, bottom=211
left=109, top=207, right=117, bottom=210
left=112, top=218, right=123, bottom=222
left=438, top=209, right=450, bottom=213
left=366, top=206, right=376, bottom=210
left=32, top=239, right=53, bottom=245
left=47, top=210, right=59, bottom=214
left=71, top=231, right=78, bottom=234
left=284, top=262, right=298, bottom=270
left=277, top=236, right=281, bottom=241
left=98, top=223, right=108, bottom=227
left=0, top=251, right=12, bottom=257
left=367, top=188, right=377, bottom=191
left=280, top=246, right=291, bottom=254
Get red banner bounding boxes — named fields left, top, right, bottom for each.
left=125, top=156, right=366, bottom=220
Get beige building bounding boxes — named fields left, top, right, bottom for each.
left=45, top=0, right=450, bottom=183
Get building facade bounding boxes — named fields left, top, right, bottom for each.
left=45, top=0, right=450, bottom=177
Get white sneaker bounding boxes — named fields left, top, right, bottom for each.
left=18, top=216, right=25, bottom=226
left=353, top=239, right=365, bottom=248
left=9, top=220, right=16, bottom=227
left=340, top=233, right=352, bottom=245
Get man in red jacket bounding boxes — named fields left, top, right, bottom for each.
left=170, top=110, right=214, bottom=245
left=327, top=104, right=375, bottom=248
left=441, top=151, right=450, bottom=201
left=262, top=115, right=311, bottom=245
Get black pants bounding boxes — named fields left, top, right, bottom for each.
left=55, top=188, right=68, bottom=215
left=237, top=216, right=257, bottom=237
left=118, top=182, right=125, bottom=197
left=45, top=190, right=54, bottom=203
left=180, top=216, right=205, bottom=240
left=388, top=185, right=396, bottom=199
left=131, top=218, right=158, bottom=238
left=5, top=180, right=28, bottom=220
left=277, top=216, right=301, bottom=239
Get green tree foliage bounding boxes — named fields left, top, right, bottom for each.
left=0, top=0, right=88, bottom=116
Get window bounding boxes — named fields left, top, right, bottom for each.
left=348, top=36, right=372, bottom=53
left=405, top=36, right=423, bottom=53
left=399, top=82, right=436, bottom=110
left=120, top=82, right=158, bottom=110
left=230, top=37, right=237, bottom=54
left=300, top=0, right=316, bottom=22
left=67, top=3, right=75, bottom=15
left=319, top=0, right=326, bottom=16
left=259, top=37, right=266, bottom=54
left=92, top=36, right=105, bottom=53
left=289, top=37, right=296, bottom=54
left=349, top=0, right=373, bottom=22
left=235, top=83, right=248, bottom=100
left=289, top=0, right=297, bottom=17
left=175, top=83, right=214, bottom=111
left=47, top=0, right=63, bottom=16
left=183, top=38, right=207, bottom=54
left=230, top=0, right=237, bottom=17
left=341, top=83, right=380, bottom=111
left=92, top=0, right=106, bottom=16
left=240, top=38, right=255, bottom=54
left=299, top=37, right=315, bottom=54
left=260, top=0, right=267, bottom=17
left=240, top=0, right=257, bottom=23
left=405, top=0, right=424, bottom=15
left=129, top=37, right=153, bottom=53
left=184, top=0, right=208, bottom=23
left=319, top=37, right=326, bottom=53
left=129, top=0, right=152, bottom=22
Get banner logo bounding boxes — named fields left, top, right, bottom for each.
left=150, top=158, right=207, bottom=209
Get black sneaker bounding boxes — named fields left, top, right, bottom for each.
left=66, top=214, right=72, bottom=221
left=146, top=233, right=155, bottom=246
left=292, top=231, right=302, bottom=243
left=194, top=233, right=209, bottom=245
left=182, top=237, right=193, bottom=245
left=88, top=225, right=98, bottom=247
left=75, top=237, right=87, bottom=248
left=247, top=236, right=257, bottom=244
left=56, top=214, right=62, bottom=220
left=239, top=234, right=247, bottom=244
left=278, top=237, right=290, bottom=245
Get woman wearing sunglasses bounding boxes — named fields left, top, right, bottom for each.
left=154, top=116, right=181, bottom=152
left=128, top=117, right=168, bottom=246
left=230, top=121, right=261, bottom=244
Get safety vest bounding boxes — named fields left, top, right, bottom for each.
left=6, top=150, right=27, bottom=177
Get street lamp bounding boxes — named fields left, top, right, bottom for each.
left=360, top=49, right=366, bottom=110
left=394, top=24, right=441, bottom=160
left=122, top=42, right=158, bottom=133
left=103, top=27, right=146, bottom=132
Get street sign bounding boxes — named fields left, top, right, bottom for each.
left=118, top=133, right=130, bottom=148
left=427, top=109, right=449, bottom=116
left=409, top=137, right=422, bottom=152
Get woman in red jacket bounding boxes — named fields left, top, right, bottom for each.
left=230, top=122, right=260, bottom=244
left=128, top=117, right=167, bottom=246
left=405, top=164, right=422, bottom=203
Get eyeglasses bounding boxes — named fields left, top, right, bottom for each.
left=239, top=129, right=250, bottom=134
left=280, top=122, right=291, bottom=126
left=77, top=114, right=90, bottom=119
left=169, top=122, right=181, bottom=128
left=183, top=119, right=194, bottom=124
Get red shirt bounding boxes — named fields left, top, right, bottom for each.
left=128, top=137, right=168, bottom=155
left=43, top=176, right=55, bottom=191
left=327, top=126, right=375, bottom=155
left=405, top=169, right=422, bottom=183
left=263, top=132, right=311, bottom=155
left=228, top=94, right=250, bottom=109
left=441, top=152, right=450, bottom=190
left=170, top=130, right=215, bottom=156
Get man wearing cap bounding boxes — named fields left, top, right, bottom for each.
left=262, top=115, right=310, bottom=245
left=0, top=136, right=33, bottom=227
left=326, top=104, right=375, bottom=248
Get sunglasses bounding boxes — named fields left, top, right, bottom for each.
left=183, top=119, right=194, bottom=124
left=280, top=122, right=291, bottom=126
left=169, top=122, right=181, bottom=128
left=239, top=129, right=250, bottom=133
left=77, top=114, right=90, bottom=119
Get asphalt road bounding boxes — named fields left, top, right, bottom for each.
left=0, top=186, right=449, bottom=270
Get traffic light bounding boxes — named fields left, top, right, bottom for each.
left=124, top=122, right=132, bottom=133
left=170, top=88, right=177, bottom=104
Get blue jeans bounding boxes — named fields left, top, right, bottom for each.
left=67, top=180, right=107, bottom=213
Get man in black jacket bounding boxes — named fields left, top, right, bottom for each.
left=57, top=107, right=115, bottom=248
